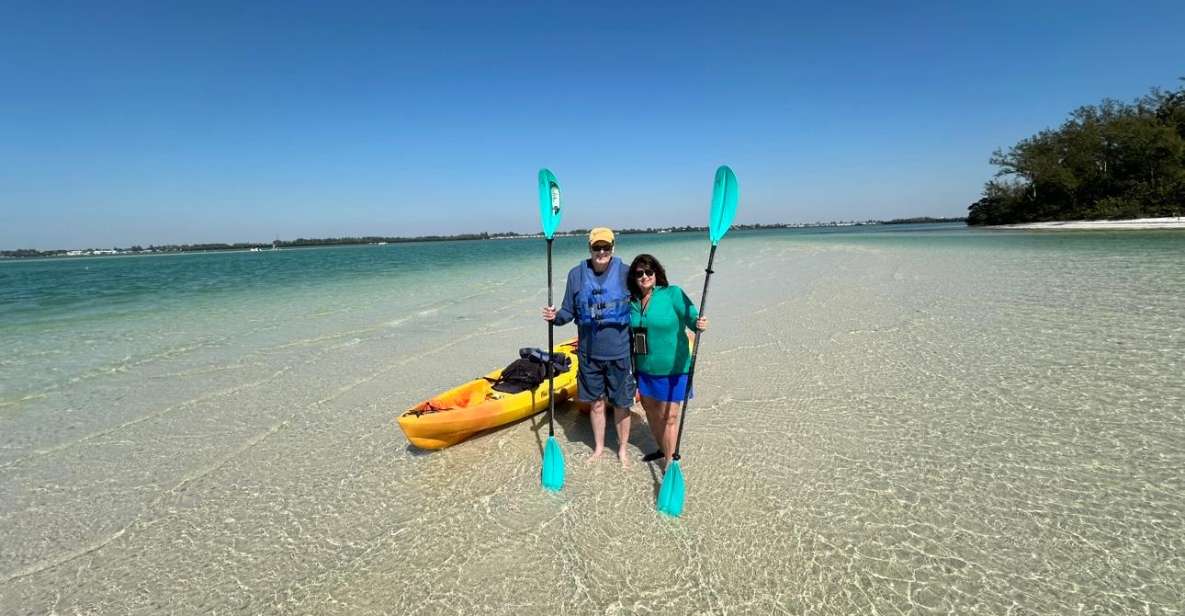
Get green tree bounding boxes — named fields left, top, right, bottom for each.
left=969, top=80, right=1185, bottom=224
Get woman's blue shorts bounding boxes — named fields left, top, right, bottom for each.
left=636, top=372, right=693, bottom=403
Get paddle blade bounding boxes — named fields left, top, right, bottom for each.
left=656, top=460, right=686, bottom=516
left=538, top=169, right=563, bottom=240
left=541, top=435, right=565, bottom=491
left=708, top=165, right=739, bottom=246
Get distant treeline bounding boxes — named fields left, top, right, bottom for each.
left=880, top=217, right=966, bottom=225
left=0, top=234, right=520, bottom=258
left=968, top=80, right=1185, bottom=225
left=3, top=219, right=966, bottom=259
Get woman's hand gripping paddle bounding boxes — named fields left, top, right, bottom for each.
left=539, top=169, right=565, bottom=491
left=657, top=165, right=739, bottom=516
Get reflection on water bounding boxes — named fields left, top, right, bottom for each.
left=1, top=227, right=1183, bottom=613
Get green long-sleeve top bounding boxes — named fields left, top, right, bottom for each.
left=629, top=285, right=699, bottom=375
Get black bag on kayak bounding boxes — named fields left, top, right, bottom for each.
left=489, top=348, right=571, bottom=394
left=517, top=347, right=572, bottom=374
left=490, top=359, right=548, bottom=394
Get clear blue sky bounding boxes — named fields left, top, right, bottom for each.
left=2, top=1, right=1183, bottom=249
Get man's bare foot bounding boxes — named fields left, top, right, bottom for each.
left=618, top=449, right=630, bottom=468
left=587, top=449, right=605, bottom=464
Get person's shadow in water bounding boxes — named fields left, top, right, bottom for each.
left=530, top=399, right=666, bottom=500
left=401, top=391, right=669, bottom=500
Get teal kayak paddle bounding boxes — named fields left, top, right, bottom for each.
left=539, top=169, right=565, bottom=491
left=657, top=165, right=739, bottom=517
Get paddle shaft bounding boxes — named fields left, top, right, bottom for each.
left=672, top=243, right=717, bottom=460
left=546, top=238, right=555, bottom=437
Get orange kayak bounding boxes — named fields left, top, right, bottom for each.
left=397, top=339, right=580, bottom=449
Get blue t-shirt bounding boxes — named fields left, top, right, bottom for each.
left=553, top=258, right=631, bottom=360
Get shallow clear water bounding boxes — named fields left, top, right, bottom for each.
left=1, top=225, right=1183, bottom=614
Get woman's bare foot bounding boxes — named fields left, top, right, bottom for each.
left=587, top=448, right=605, bottom=464
left=617, top=449, right=630, bottom=468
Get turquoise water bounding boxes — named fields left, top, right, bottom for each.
left=1, top=225, right=1183, bottom=613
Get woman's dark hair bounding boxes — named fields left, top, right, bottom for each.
left=627, top=254, right=669, bottom=299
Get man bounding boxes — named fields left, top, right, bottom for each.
left=542, top=227, right=635, bottom=466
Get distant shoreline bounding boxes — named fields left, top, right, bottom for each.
left=989, top=217, right=1185, bottom=230
left=0, top=218, right=967, bottom=259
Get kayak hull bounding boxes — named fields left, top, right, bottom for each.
left=397, top=339, right=579, bottom=450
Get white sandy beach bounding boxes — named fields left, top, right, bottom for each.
left=993, top=216, right=1185, bottom=230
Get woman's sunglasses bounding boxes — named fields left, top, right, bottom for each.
left=590, top=244, right=613, bottom=253
left=633, top=269, right=655, bottom=278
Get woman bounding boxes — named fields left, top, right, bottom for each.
left=627, top=254, right=708, bottom=465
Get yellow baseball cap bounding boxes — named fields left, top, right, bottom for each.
left=588, top=227, right=615, bottom=245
